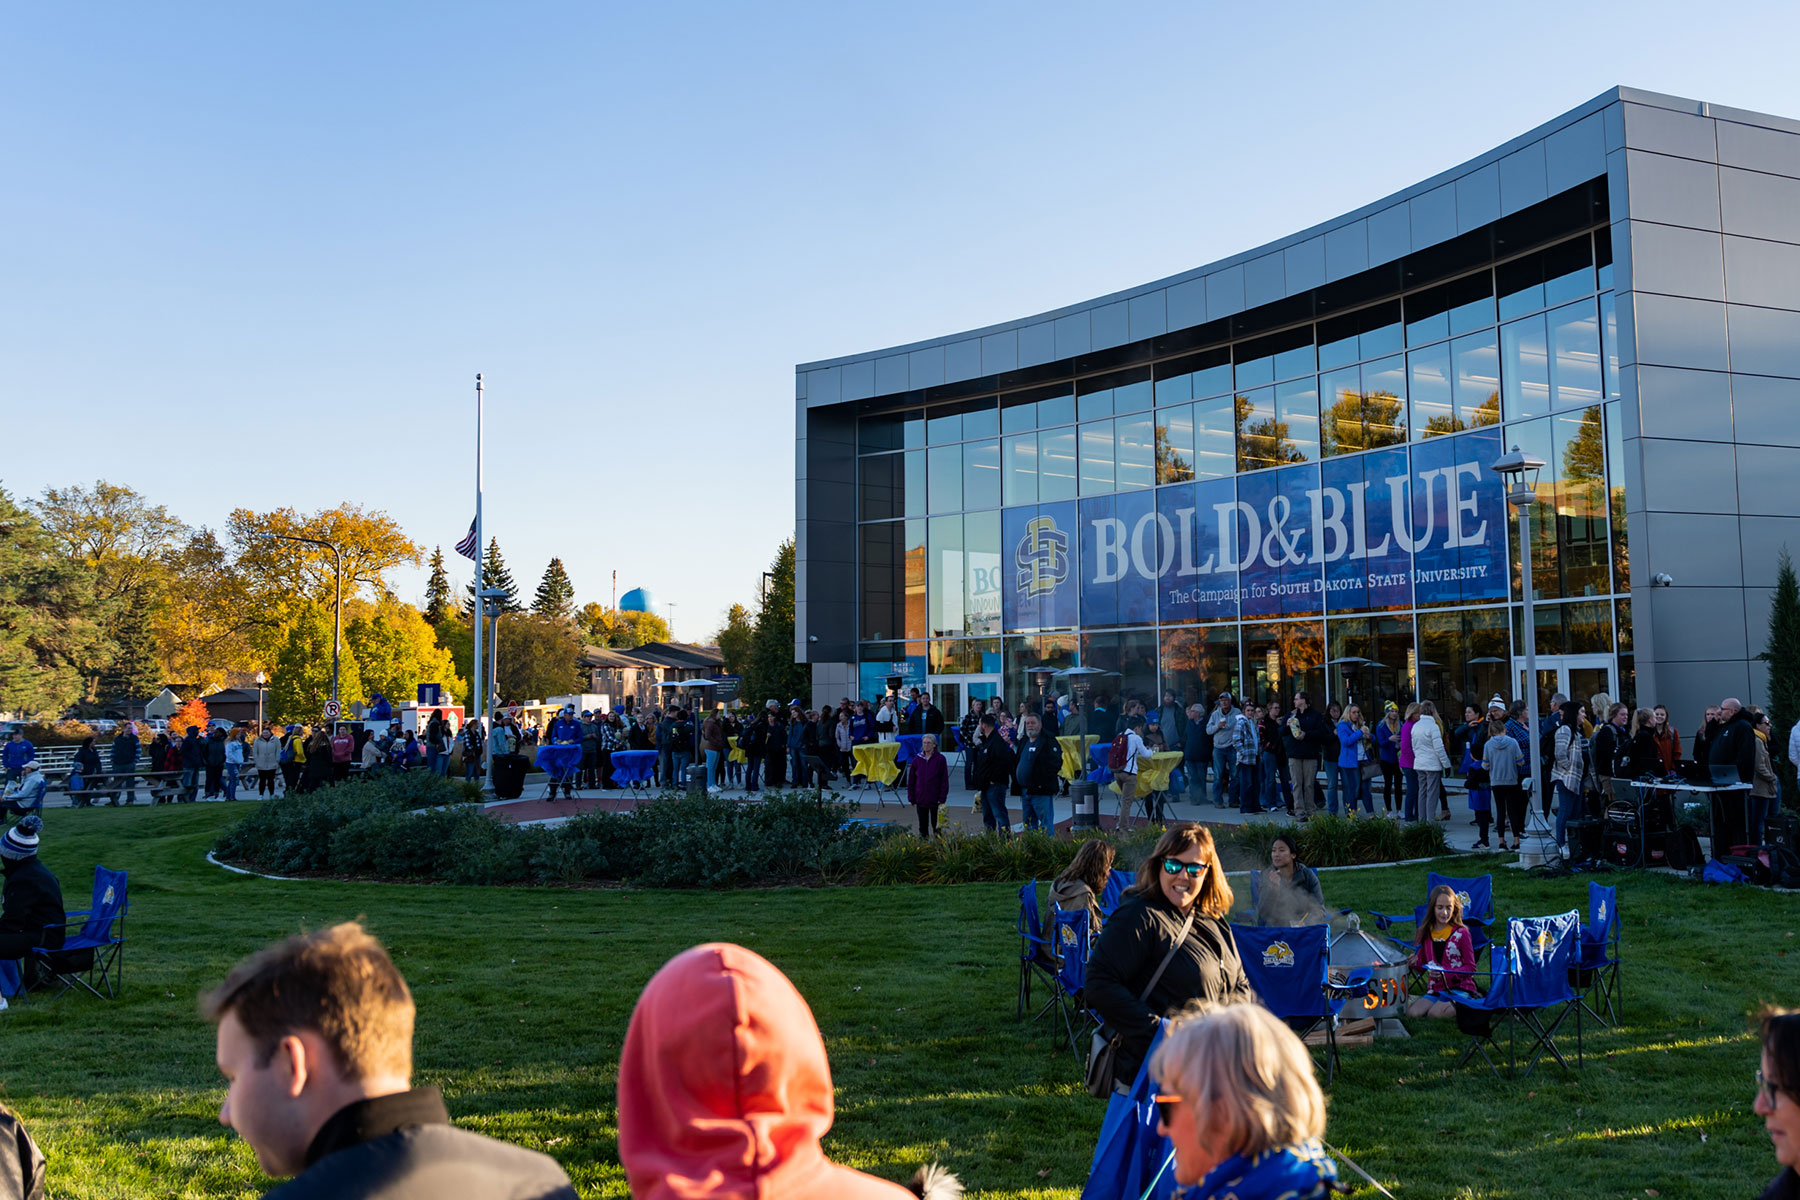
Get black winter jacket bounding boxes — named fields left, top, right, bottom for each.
left=970, top=735, right=1017, bottom=789
left=1282, top=707, right=1334, bottom=760
left=1085, top=892, right=1255, bottom=1086
left=1012, top=731, right=1062, bottom=797
left=266, top=1088, right=575, bottom=1200
left=0, top=860, right=64, bottom=952
left=1709, top=710, right=1759, bottom=784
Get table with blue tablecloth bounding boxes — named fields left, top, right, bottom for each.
left=535, top=744, right=583, bottom=786
left=610, top=749, right=658, bottom=788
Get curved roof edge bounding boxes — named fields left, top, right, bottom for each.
left=795, top=85, right=1741, bottom=404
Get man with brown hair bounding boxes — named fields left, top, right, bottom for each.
left=203, top=923, right=574, bottom=1199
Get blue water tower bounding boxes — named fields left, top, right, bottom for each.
left=619, top=587, right=659, bottom=614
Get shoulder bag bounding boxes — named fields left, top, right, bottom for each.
left=1085, top=907, right=1196, bottom=1098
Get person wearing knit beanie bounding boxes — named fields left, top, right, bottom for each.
left=0, top=816, right=65, bottom=993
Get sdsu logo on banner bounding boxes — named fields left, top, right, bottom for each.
left=1002, top=501, right=1079, bottom=632
left=1015, top=516, right=1069, bottom=598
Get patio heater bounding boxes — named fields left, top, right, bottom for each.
left=1490, top=445, right=1557, bottom=868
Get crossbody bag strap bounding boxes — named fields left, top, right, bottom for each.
left=1138, top=909, right=1198, bottom=1003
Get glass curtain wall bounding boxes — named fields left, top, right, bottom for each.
left=854, top=227, right=1630, bottom=711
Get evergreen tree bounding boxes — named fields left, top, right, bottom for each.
left=98, top=587, right=164, bottom=703
left=423, top=546, right=453, bottom=626
left=532, top=557, right=576, bottom=620
left=742, top=540, right=809, bottom=707
left=463, top=538, right=523, bottom=613
left=1762, top=549, right=1800, bottom=803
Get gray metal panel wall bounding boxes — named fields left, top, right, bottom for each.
left=1617, top=96, right=1800, bottom=712
left=795, top=404, right=858, bottom=664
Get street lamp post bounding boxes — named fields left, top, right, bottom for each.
left=1491, top=445, right=1551, bottom=866
left=254, top=671, right=267, bottom=731
left=259, top=533, right=345, bottom=711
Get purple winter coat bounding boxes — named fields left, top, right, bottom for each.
left=907, top=749, right=950, bottom=808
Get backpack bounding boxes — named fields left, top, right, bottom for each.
left=1664, top=824, right=1704, bottom=872
left=1107, top=733, right=1131, bottom=771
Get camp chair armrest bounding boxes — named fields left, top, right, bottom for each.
left=1368, top=909, right=1413, bottom=932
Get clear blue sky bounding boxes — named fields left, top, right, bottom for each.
left=6, top=3, right=1797, bottom=640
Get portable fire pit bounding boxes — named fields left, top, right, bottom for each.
left=1328, top=928, right=1413, bottom=1038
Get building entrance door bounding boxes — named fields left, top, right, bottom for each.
left=927, top=674, right=1001, bottom=752
left=1514, top=655, right=1617, bottom=722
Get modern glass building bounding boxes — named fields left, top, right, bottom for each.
left=794, top=87, right=1800, bottom=725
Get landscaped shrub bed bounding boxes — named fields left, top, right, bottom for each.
left=216, top=782, right=1451, bottom=889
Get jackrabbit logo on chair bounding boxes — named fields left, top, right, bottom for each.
left=1261, top=940, right=1296, bottom=968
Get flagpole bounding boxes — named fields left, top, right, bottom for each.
left=473, top=374, right=485, bottom=755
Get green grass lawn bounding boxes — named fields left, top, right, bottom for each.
left=5, top=804, right=1792, bottom=1199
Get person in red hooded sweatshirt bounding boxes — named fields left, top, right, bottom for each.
left=617, top=943, right=963, bottom=1200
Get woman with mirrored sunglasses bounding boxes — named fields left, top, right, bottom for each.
left=1086, top=823, right=1254, bottom=1091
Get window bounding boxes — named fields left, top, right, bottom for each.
left=1362, top=356, right=1407, bottom=447
left=1501, top=314, right=1550, bottom=420
left=1079, top=421, right=1115, bottom=494
left=1039, top=428, right=1078, bottom=501
left=1548, top=299, right=1602, bottom=411
left=859, top=452, right=904, bottom=520
left=964, top=512, right=1001, bottom=636
left=1235, top=387, right=1280, bottom=473
left=963, top=439, right=1000, bottom=510
left=1409, top=343, right=1455, bottom=436
left=1498, top=236, right=1593, bottom=321
left=1404, top=273, right=1494, bottom=346
left=903, top=450, right=926, bottom=518
left=1115, top=413, right=1156, bottom=490
left=859, top=410, right=914, bottom=454
left=1156, top=405, right=1196, bottom=485
left=1194, top=395, right=1236, bottom=479
left=927, top=444, right=962, bottom=513
left=859, top=522, right=899, bottom=641
left=1452, top=330, right=1501, bottom=428
left=1275, top=378, right=1320, bottom=460
left=927, top=516, right=963, bottom=637
left=1002, top=433, right=1038, bottom=506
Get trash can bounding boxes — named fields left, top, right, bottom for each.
left=492, top=753, right=528, bottom=801
left=1071, top=780, right=1100, bottom=829
left=686, top=764, right=708, bottom=796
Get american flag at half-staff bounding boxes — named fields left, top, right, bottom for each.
left=454, top=519, right=479, bottom=562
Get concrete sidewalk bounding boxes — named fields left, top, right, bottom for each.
left=481, top=775, right=1496, bottom=854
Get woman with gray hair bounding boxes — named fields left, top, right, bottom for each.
left=1150, top=1003, right=1342, bottom=1198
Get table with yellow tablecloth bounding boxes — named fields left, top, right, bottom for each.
left=851, top=741, right=902, bottom=787
left=727, top=736, right=748, bottom=765
left=1057, top=735, right=1098, bottom=781
left=1109, top=750, right=1185, bottom=795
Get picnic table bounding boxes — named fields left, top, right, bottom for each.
left=69, top=770, right=186, bottom=805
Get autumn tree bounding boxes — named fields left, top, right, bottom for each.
left=347, top=599, right=466, bottom=709
left=532, top=558, right=576, bottom=620
left=36, top=480, right=185, bottom=610
left=581, top=604, right=670, bottom=649
left=715, top=603, right=754, bottom=677
left=493, top=614, right=583, bottom=703
left=170, top=696, right=211, bottom=738
left=228, top=503, right=422, bottom=605
left=422, top=547, right=454, bottom=626
left=267, top=602, right=363, bottom=723
left=154, top=529, right=263, bottom=694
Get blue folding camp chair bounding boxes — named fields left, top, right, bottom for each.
left=1082, top=1024, right=1179, bottom=1200
left=1017, top=880, right=1061, bottom=1021
left=31, top=866, right=129, bottom=1000
left=1099, top=868, right=1133, bottom=918
left=1233, top=923, right=1370, bottom=1085
left=1572, top=881, right=1621, bottom=1027
left=1048, top=906, right=1096, bottom=1055
left=1450, top=909, right=1582, bottom=1079
left=1371, top=871, right=1495, bottom=983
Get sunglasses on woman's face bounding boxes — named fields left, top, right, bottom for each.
left=1154, top=1094, right=1183, bottom=1125
left=1161, top=858, right=1208, bottom=878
